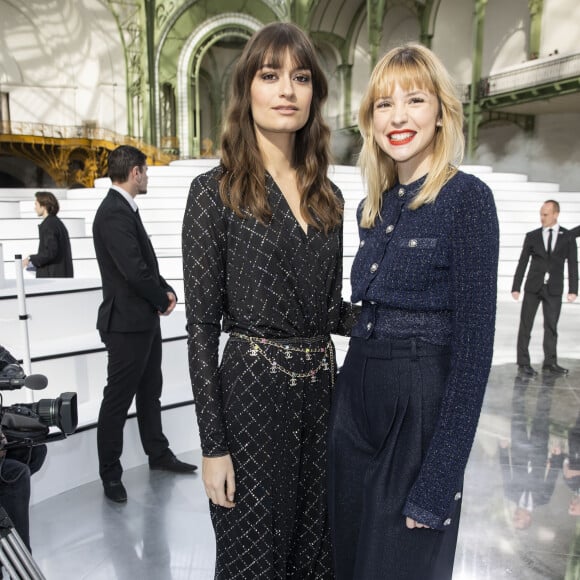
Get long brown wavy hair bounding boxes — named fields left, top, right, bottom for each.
left=219, top=22, right=342, bottom=234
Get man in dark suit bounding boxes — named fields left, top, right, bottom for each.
left=22, top=191, right=73, bottom=277
left=512, top=200, right=578, bottom=376
left=93, top=145, right=196, bottom=503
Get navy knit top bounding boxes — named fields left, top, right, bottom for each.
left=350, top=169, right=499, bottom=529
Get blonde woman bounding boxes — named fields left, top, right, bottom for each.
left=328, top=44, right=499, bottom=580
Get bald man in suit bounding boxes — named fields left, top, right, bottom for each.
left=512, top=200, right=578, bottom=376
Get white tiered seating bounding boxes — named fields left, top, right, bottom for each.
left=1, top=160, right=579, bottom=503
left=2, top=159, right=579, bottom=321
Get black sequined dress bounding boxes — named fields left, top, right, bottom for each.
left=182, top=166, right=355, bottom=579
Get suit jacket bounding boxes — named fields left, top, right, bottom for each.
left=512, top=226, right=578, bottom=296
left=30, top=215, right=74, bottom=278
left=92, top=189, right=175, bottom=333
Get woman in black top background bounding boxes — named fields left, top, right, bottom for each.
left=182, top=22, right=356, bottom=579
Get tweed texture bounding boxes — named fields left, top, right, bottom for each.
left=349, top=170, right=499, bottom=528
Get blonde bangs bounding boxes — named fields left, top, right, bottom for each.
left=370, top=56, right=437, bottom=103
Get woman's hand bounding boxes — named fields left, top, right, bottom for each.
left=202, top=454, right=236, bottom=508
left=405, top=517, right=430, bottom=529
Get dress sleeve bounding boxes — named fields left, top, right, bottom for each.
left=330, top=220, right=361, bottom=336
left=336, top=301, right=361, bottom=336
left=182, top=171, right=229, bottom=457
left=328, top=188, right=360, bottom=336
left=403, top=178, right=499, bottom=529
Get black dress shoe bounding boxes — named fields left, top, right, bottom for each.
left=518, top=365, right=538, bottom=376
left=542, top=363, right=569, bottom=375
left=149, top=455, right=198, bottom=473
left=103, top=480, right=127, bottom=503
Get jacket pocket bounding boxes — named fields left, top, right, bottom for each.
left=383, top=237, right=438, bottom=291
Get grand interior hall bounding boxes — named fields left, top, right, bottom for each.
left=1, top=1, right=580, bottom=579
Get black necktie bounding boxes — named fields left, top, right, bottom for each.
left=547, top=228, right=553, bottom=256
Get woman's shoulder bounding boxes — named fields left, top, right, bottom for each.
left=329, top=179, right=344, bottom=202
left=447, top=169, right=493, bottom=196
left=189, top=164, right=223, bottom=189
left=437, top=169, right=495, bottom=211
left=188, top=165, right=225, bottom=205
left=443, top=170, right=498, bottom=231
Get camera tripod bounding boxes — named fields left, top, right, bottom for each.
left=0, top=507, right=45, bottom=579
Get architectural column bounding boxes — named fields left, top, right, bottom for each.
left=466, top=0, right=487, bottom=160
left=416, top=0, right=433, bottom=49
left=144, top=0, right=157, bottom=145
left=337, top=63, right=353, bottom=128
left=528, top=0, right=543, bottom=58
left=367, top=0, right=387, bottom=69
left=290, top=0, right=310, bottom=29
left=107, top=0, right=146, bottom=138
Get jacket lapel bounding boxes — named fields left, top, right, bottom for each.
left=534, top=229, right=548, bottom=256
left=552, top=229, right=565, bottom=254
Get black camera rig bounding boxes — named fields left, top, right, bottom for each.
left=0, top=346, right=78, bottom=450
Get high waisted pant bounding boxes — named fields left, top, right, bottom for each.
left=328, top=337, right=460, bottom=580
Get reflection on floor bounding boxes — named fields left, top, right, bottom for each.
left=456, top=359, right=580, bottom=580
left=29, top=360, right=580, bottom=579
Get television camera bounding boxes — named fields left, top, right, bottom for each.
left=0, top=346, right=77, bottom=450
left=0, top=346, right=77, bottom=578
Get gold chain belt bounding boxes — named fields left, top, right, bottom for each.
left=230, top=333, right=336, bottom=387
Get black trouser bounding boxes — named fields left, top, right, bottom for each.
left=98, top=327, right=170, bottom=482
left=328, top=337, right=460, bottom=580
left=516, top=286, right=562, bottom=366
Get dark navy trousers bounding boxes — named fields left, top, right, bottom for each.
left=328, top=337, right=460, bottom=580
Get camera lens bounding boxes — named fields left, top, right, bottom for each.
left=31, top=399, right=59, bottom=426
left=30, top=393, right=78, bottom=435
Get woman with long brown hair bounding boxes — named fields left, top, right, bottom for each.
left=182, top=22, right=356, bottom=579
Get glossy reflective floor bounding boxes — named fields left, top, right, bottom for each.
left=26, top=300, right=580, bottom=579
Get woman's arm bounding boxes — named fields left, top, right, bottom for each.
left=330, top=198, right=361, bottom=336
left=182, top=170, right=229, bottom=457
left=403, top=177, right=500, bottom=530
